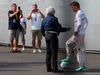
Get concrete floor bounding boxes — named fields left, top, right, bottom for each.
left=0, top=46, right=100, bottom=75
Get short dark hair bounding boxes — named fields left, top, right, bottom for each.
left=11, top=3, right=17, bottom=7
left=70, top=1, right=80, bottom=8
left=33, top=4, right=37, bottom=7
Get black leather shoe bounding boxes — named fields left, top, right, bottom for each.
left=53, top=69, right=63, bottom=73
left=47, top=69, right=53, bottom=72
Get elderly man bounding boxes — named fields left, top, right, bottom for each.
left=61, top=1, right=88, bottom=71
left=41, top=7, right=71, bottom=72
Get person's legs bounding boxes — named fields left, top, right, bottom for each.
left=38, top=39, right=42, bottom=53
left=50, top=34, right=58, bottom=71
left=66, top=35, right=75, bottom=59
left=75, top=34, right=87, bottom=71
left=37, top=30, right=42, bottom=52
left=10, top=40, right=14, bottom=51
left=75, top=48, right=86, bottom=71
left=61, top=35, right=75, bottom=62
left=31, top=30, right=36, bottom=53
left=14, top=40, right=18, bottom=50
left=22, top=42, right=25, bottom=48
left=20, top=29, right=25, bottom=49
left=32, top=40, right=36, bottom=49
left=31, top=30, right=36, bottom=49
left=38, top=39, right=41, bottom=49
left=14, top=29, right=20, bottom=52
left=80, top=35, right=86, bottom=67
left=8, top=30, right=15, bottom=52
left=76, top=49, right=85, bottom=67
left=46, top=42, right=52, bottom=71
left=45, top=34, right=52, bottom=71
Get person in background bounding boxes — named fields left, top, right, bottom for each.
left=27, top=4, right=45, bottom=53
left=41, top=7, right=71, bottom=72
left=19, top=13, right=27, bottom=51
left=61, top=1, right=88, bottom=71
left=8, top=3, right=22, bottom=53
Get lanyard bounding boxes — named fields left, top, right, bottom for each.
left=35, top=12, right=37, bottom=21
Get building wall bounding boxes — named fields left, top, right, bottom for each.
left=0, top=0, right=100, bottom=50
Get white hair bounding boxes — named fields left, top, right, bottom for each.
left=45, top=7, right=55, bottom=15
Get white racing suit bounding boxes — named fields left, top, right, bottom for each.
left=66, top=10, right=88, bottom=67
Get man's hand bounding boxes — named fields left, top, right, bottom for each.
left=16, top=9, right=22, bottom=15
left=10, top=9, right=20, bottom=18
left=27, top=10, right=34, bottom=20
left=74, top=32, right=78, bottom=36
left=32, top=9, right=35, bottom=13
left=24, top=30, right=26, bottom=35
left=19, top=9, right=22, bottom=14
left=37, top=9, right=41, bottom=13
left=16, top=9, right=20, bottom=13
left=74, top=30, right=80, bottom=36
left=67, top=26, right=72, bottom=31
left=37, top=9, right=45, bottom=18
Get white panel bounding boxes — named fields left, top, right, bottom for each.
left=0, top=0, right=100, bottom=51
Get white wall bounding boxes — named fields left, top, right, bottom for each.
left=1, top=0, right=71, bottom=48
left=0, top=0, right=100, bottom=50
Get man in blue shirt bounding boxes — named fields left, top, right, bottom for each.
left=41, top=7, right=71, bottom=72
left=8, top=3, right=22, bottom=53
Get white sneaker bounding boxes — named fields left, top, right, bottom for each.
left=33, top=49, right=36, bottom=53
left=22, top=48, right=25, bottom=51
left=38, top=49, right=42, bottom=53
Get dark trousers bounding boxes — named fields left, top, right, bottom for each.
left=45, top=33, right=58, bottom=71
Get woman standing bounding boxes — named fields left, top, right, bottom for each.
left=20, top=14, right=27, bottom=51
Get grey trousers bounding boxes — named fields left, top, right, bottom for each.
left=66, top=34, right=86, bottom=67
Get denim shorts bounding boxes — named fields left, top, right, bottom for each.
left=20, top=28, right=25, bottom=42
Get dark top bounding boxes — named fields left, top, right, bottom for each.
left=8, top=10, right=20, bottom=30
left=41, top=14, right=68, bottom=36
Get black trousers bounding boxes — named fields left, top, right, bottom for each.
left=45, top=33, right=58, bottom=71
